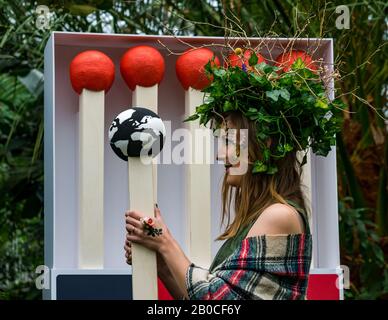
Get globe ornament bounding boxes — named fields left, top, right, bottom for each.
left=109, top=107, right=166, bottom=160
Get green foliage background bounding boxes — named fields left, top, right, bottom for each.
left=0, top=0, right=386, bottom=299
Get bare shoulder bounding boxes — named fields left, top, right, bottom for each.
left=246, top=203, right=305, bottom=238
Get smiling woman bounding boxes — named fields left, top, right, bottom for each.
left=184, top=112, right=312, bottom=300
left=123, top=49, right=344, bottom=300
left=124, top=110, right=312, bottom=300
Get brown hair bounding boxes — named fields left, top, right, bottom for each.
left=217, top=111, right=308, bottom=240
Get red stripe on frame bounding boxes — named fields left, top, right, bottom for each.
left=307, top=274, right=340, bottom=300
left=158, top=277, right=174, bottom=300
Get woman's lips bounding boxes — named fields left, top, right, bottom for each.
left=225, top=162, right=240, bottom=174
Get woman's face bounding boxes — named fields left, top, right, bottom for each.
left=216, top=120, right=244, bottom=187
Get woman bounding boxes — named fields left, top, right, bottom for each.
left=124, top=111, right=312, bottom=300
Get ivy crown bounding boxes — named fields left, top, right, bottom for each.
left=184, top=51, right=344, bottom=175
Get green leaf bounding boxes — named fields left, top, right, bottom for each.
left=266, top=90, right=280, bottom=101
left=255, top=62, right=273, bottom=74
left=291, top=57, right=306, bottom=70
left=250, top=73, right=268, bottom=86
left=213, top=68, right=226, bottom=78
left=183, top=114, right=199, bottom=122
left=223, top=100, right=235, bottom=112
left=257, top=131, right=268, bottom=140
left=204, top=61, right=213, bottom=74
left=315, top=99, right=329, bottom=109
left=279, top=88, right=290, bottom=101
left=263, top=148, right=270, bottom=161
left=266, top=88, right=290, bottom=102
left=284, top=143, right=293, bottom=152
left=248, top=52, right=258, bottom=66
left=252, top=160, right=267, bottom=173
left=245, top=107, right=260, bottom=120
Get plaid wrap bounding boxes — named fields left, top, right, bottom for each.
left=185, top=234, right=312, bottom=300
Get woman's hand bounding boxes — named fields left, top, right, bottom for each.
left=125, top=205, right=172, bottom=255
left=125, top=205, right=191, bottom=299
left=124, top=238, right=170, bottom=277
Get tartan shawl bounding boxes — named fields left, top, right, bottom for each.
left=185, top=233, right=312, bottom=300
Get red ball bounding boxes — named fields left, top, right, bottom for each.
left=275, top=50, right=317, bottom=73
left=69, top=50, right=115, bottom=94
left=224, top=50, right=266, bottom=69
left=176, top=48, right=220, bottom=90
left=120, top=46, right=165, bottom=91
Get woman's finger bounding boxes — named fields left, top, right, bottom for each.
left=127, top=226, right=146, bottom=238
left=126, top=223, right=142, bottom=234
left=125, top=216, right=142, bottom=229
left=125, top=224, right=134, bottom=233
left=126, top=233, right=142, bottom=243
left=154, top=205, right=161, bottom=219
left=126, top=210, right=142, bottom=220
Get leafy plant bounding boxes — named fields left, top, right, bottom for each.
left=339, top=197, right=388, bottom=299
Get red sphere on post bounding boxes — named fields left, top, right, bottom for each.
left=176, top=48, right=220, bottom=91
left=120, top=45, right=165, bottom=91
left=224, top=50, right=266, bottom=69
left=69, top=50, right=115, bottom=94
left=275, top=50, right=317, bottom=73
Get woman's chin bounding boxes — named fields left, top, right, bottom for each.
left=226, top=173, right=241, bottom=187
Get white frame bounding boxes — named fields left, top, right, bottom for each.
left=44, top=32, right=341, bottom=299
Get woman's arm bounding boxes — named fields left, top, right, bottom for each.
left=125, top=236, right=185, bottom=299
left=159, top=235, right=191, bottom=299
left=158, top=264, right=186, bottom=300
left=125, top=207, right=191, bottom=299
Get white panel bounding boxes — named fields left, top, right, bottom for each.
left=130, top=84, right=159, bottom=299
left=184, top=88, right=212, bottom=268
left=311, top=148, right=340, bottom=268
left=128, top=158, right=158, bottom=300
left=78, top=89, right=105, bottom=268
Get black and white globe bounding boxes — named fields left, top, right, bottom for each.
left=108, top=107, right=166, bottom=160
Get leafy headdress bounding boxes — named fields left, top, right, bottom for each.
left=184, top=47, right=344, bottom=174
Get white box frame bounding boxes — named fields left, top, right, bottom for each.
left=44, top=32, right=341, bottom=299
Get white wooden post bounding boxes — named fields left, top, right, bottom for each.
left=130, top=85, right=158, bottom=300
left=185, top=88, right=212, bottom=268
left=79, top=89, right=105, bottom=269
